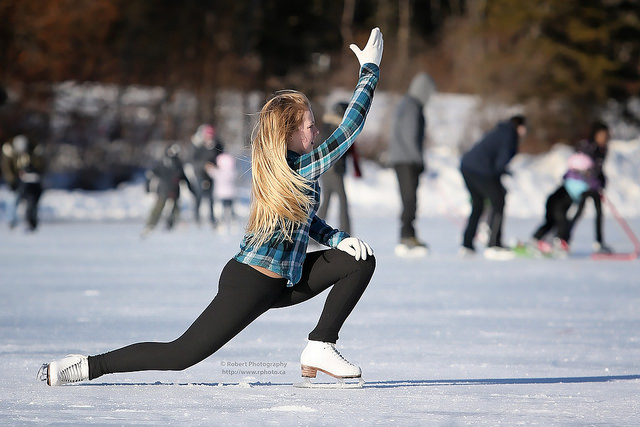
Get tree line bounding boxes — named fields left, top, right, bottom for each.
left=1, top=0, right=638, bottom=148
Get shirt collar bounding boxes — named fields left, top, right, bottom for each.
left=286, top=149, right=300, bottom=164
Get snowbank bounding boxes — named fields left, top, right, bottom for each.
left=1, top=138, right=638, bottom=223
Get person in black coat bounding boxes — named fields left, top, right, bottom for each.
left=571, top=121, right=612, bottom=253
left=1, top=134, right=46, bottom=231
left=142, top=144, right=191, bottom=237
left=459, top=115, right=527, bottom=258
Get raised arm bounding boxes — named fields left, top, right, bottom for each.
left=293, top=28, right=383, bottom=181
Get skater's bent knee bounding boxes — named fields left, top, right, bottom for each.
left=357, top=253, right=376, bottom=276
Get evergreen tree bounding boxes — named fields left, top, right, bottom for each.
left=449, top=0, right=640, bottom=142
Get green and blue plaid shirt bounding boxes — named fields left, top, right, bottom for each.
left=235, top=63, right=379, bottom=285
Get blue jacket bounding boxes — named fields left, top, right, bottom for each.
left=460, top=121, right=519, bottom=177
left=235, top=63, right=379, bottom=285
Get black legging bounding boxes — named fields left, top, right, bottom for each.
left=461, top=168, right=506, bottom=249
left=571, top=190, right=604, bottom=244
left=394, top=164, right=422, bottom=239
left=17, top=182, right=43, bottom=230
left=533, top=186, right=574, bottom=242
left=89, top=249, right=375, bottom=380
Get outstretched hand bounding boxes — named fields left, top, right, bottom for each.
left=350, top=27, right=384, bottom=67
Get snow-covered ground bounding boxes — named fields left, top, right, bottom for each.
left=1, top=214, right=639, bottom=425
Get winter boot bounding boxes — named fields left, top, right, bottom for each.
left=458, top=246, right=476, bottom=257
left=484, top=246, right=515, bottom=260
left=552, top=238, right=570, bottom=258
left=593, top=242, right=613, bottom=254
left=38, top=354, right=89, bottom=386
left=395, top=237, right=429, bottom=257
left=535, top=239, right=553, bottom=254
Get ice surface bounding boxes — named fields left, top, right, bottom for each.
left=1, top=124, right=639, bottom=424
left=1, top=213, right=639, bottom=425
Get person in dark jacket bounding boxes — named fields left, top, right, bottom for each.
left=571, top=121, right=612, bottom=254
left=388, top=72, right=436, bottom=256
left=460, top=115, right=527, bottom=259
left=142, top=144, right=191, bottom=237
left=1, top=134, right=45, bottom=231
left=317, top=101, right=362, bottom=235
left=187, top=124, right=224, bottom=227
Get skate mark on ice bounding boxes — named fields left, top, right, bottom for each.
left=72, top=374, right=640, bottom=389
left=363, top=374, right=640, bottom=388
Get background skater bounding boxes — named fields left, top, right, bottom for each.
left=187, top=124, right=224, bottom=227
left=141, top=143, right=192, bottom=237
left=572, top=121, right=613, bottom=254
left=317, top=101, right=362, bottom=235
left=387, top=72, right=436, bottom=256
left=208, top=147, right=238, bottom=233
left=1, top=134, right=45, bottom=232
left=459, top=115, right=527, bottom=260
left=531, top=152, right=599, bottom=256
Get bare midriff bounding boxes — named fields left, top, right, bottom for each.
left=250, top=264, right=284, bottom=279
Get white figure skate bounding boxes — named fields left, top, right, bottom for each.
left=38, top=354, right=89, bottom=386
left=295, top=341, right=364, bottom=389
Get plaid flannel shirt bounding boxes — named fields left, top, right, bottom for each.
left=235, top=63, right=379, bottom=285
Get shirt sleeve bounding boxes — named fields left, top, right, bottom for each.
left=308, top=215, right=349, bottom=247
left=292, top=63, right=379, bottom=181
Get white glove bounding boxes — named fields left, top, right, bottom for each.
left=337, top=237, right=374, bottom=261
left=349, top=27, right=384, bottom=67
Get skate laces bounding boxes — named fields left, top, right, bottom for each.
left=327, top=343, right=355, bottom=366
left=59, top=358, right=86, bottom=383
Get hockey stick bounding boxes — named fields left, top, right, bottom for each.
left=592, top=194, right=640, bottom=261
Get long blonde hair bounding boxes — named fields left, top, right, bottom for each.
left=245, top=91, right=315, bottom=245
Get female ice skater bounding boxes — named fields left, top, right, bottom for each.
left=39, top=28, right=383, bottom=387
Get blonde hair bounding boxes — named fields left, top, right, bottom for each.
left=245, top=90, right=315, bottom=246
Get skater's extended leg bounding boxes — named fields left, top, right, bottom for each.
left=89, top=260, right=286, bottom=380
